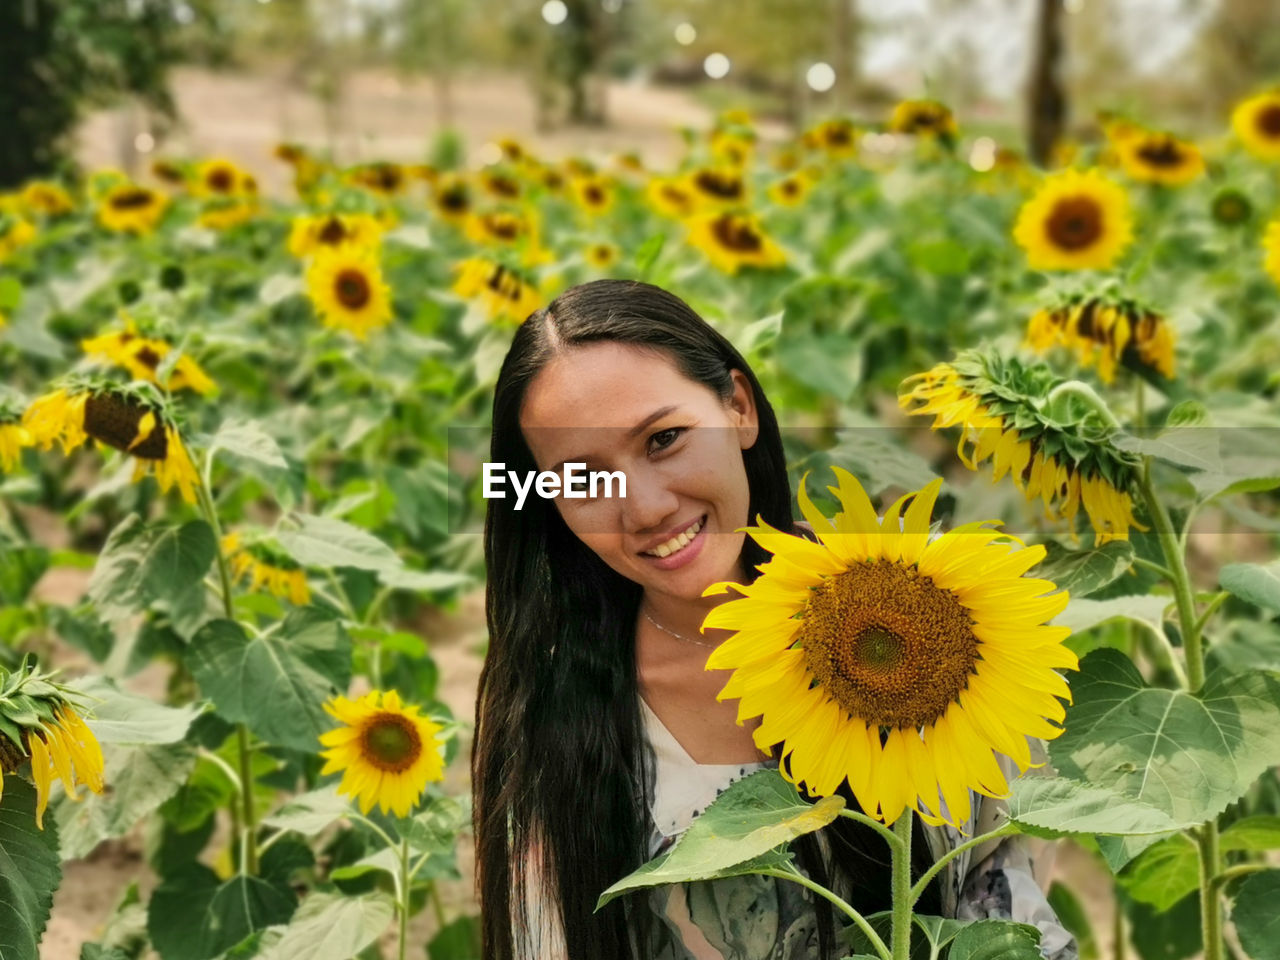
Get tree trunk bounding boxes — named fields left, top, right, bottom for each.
left=1027, top=0, right=1067, bottom=167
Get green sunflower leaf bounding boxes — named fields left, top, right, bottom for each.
left=275, top=513, right=402, bottom=574
left=1220, top=816, right=1280, bottom=852
left=1049, top=649, right=1280, bottom=829
left=147, top=865, right=297, bottom=960
left=596, top=768, right=842, bottom=909
left=261, top=784, right=351, bottom=838
left=1007, top=776, right=1188, bottom=836
left=1231, top=870, right=1280, bottom=960
left=252, top=892, right=395, bottom=960
left=0, top=778, right=63, bottom=960
left=187, top=608, right=351, bottom=753
left=67, top=675, right=201, bottom=745
left=945, top=919, right=1042, bottom=960
left=1220, top=561, right=1280, bottom=613
left=1117, top=834, right=1199, bottom=911
left=209, top=418, right=289, bottom=472
left=87, top=515, right=215, bottom=629
left=1035, top=540, right=1135, bottom=598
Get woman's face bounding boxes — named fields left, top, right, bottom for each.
left=519, top=342, right=759, bottom=602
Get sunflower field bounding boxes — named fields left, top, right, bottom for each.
left=2, top=87, right=1280, bottom=960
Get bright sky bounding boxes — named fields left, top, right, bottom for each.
left=859, top=0, right=1213, bottom=101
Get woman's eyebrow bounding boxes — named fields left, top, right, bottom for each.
left=627, top=405, right=679, bottom=438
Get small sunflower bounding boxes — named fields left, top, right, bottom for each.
left=772, top=146, right=802, bottom=172
left=686, top=211, right=786, bottom=275
left=465, top=208, right=535, bottom=247
left=426, top=174, right=469, bottom=224
left=1211, top=188, right=1252, bottom=227
left=0, top=216, right=36, bottom=262
left=1231, top=90, right=1280, bottom=161
left=645, top=176, right=697, bottom=220
left=150, top=159, right=189, bottom=188
left=0, top=661, right=106, bottom=829
left=710, top=129, right=755, bottom=168
left=889, top=100, right=957, bottom=141
left=98, top=184, right=169, bottom=234
left=767, top=174, right=812, bottom=208
left=21, top=181, right=74, bottom=217
left=1264, top=218, right=1280, bottom=288
left=584, top=242, right=620, bottom=270
left=305, top=246, right=393, bottom=339
left=81, top=320, right=217, bottom=395
left=702, top=469, right=1075, bottom=828
left=497, top=138, right=527, bottom=163
left=348, top=162, right=406, bottom=198
left=570, top=175, right=615, bottom=216
left=685, top=166, right=748, bottom=208
left=899, top=351, right=1145, bottom=544
left=195, top=158, right=251, bottom=199
left=807, top=118, right=858, bottom=158
left=480, top=167, right=523, bottom=201
left=613, top=151, right=646, bottom=175
left=287, top=212, right=383, bottom=258
left=1027, top=294, right=1176, bottom=383
left=451, top=257, right=542, bottom=324
left=319, top=690, right=445, bottom=818
left=198, top=199, right=258, bottom=231
left=22, top=382, right=200, bottom=503
left=1116, top=131, right=1204, bottom=186
left=221, top=532, right=310, bottom=605
left=1013, top=169, right=1134, bottom=271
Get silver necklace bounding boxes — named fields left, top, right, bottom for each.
left=643, top=611, right=716, bottom=649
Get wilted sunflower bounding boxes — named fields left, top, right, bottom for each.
left=1013, top=169, right=1134, bottom=271
left=686, top=211, right=786, bottom=275
left=81, top=320, right=217, bottom=395
left=0, top=660, right=106, bottom=829
left=0, top=216, right=36, bottom=262
left=899, top=350, right=1145, bottom=544
left=1232, top=90, right=1280, bottom=161
left=1027, top=294, right=1176, bottom=383
left=348, top=162, right=406, bottom=198
left=222, top=532, right=310, bottom=605
left=306, top=246, right=393, bottom=339
left=319, top=689, right=445, bottom=818
left=22, top=383, right=200, bottom=503
left=1116, top=131, right=1204, bottom=186
left=703, top=469, right=1075, bottom=827
left=645, top=176, right=697, bottom=220
left=584, top=242, right=620, bottom=270
left=570, top=175, right=615, bottom=216
left=21, top=181, right=74, bottom=217
left=287, top=212, right=383, bottom=258
left=889, top=100, right=957, bottom=141
left=1264, top=218, right=1280, bottom=288
left=767, top=174, right=812, bottom=208
left=98, top=184, right=169, bottom=234
left=451, top=257, right=542, bottom=324
left=685, top=166, right=748, bottom=208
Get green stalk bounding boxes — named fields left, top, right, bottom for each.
left=398, top=833, right=411, bottom=960
left=891, top=811, right=913, bottom=960
left=761, top=865, right=890, bottom=960
left=1196, top=825, right=1223, bottom=960
left=196, top=461, right=259, bottom=875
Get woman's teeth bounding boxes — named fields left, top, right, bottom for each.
left=645, top=518, right=702, bottom=558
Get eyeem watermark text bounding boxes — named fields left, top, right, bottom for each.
left=482, top=462, right=627, bottom=510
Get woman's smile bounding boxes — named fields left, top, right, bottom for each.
left=639, top=513, right=707, bottom=570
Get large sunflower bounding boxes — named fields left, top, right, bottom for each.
left=22, top=383, right=200, bottom=503
left=319, top=690, right=445, bottom=818
left=305, top=246, right=393, bottom=339
left=1027, top=293, right=1175, bottom=383
left=1013, top=169, right=1134, bottom=271
left=1231, top=90, right=1280, bottom=161
left=686, top=211, right=786, bottom=275
left=1116, top=131, right=1204, bottom=186
left=899, top=351, right=1145, bottom=544
left=703, top=469, right=1075, bottom=828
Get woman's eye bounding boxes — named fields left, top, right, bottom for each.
left=647, top=427, right=685, bottom=454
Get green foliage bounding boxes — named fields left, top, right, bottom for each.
left=1231, top=871, right=1280, bottom=960
left=147, top=865, right=297, bottom=960
left=0, top=779, right=63, bottom=960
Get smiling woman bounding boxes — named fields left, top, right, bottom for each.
left=472, top=280, right=1076, bottom=960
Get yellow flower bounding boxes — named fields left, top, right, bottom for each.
left=198, top=199, right=258, bottom=231
left=22, top=386, right=199, bottom=503
left=319, top=690, right=445, bottom=818
left=21, top=181, right=74, bottom=216
left=480, top=167, right=523, bottom=201
left=431, top=175, right=472, bottom=224
left=1232, top=90, right=1280, bottom=161
left=98, top=184, right=169, bottom=234
left=14, top=705, right=106, bottom=829
left=889, top=100, right=957, bottom=139
left=81, top=321, right=217, bottom=395
left=306, top=246, right=393, bottom=339
left=1026, top=297, right=1176, bottom=383
left=710, top=129, right=755, bottom=167
left=287, top=212, right=383, bottom=258
left=584, top=242, right=619, bottom=270
left=645, top=176, right=697, bottom=220
left=685, top=166, right=748, bottom=208
left=767, top=174, right=812, bottom=208
left=807, top=118, right=858, bottom=158
left=1116, top=131, right=1204, bottom=186
left=685, top=211, right=786, bottom=275
left=1013, top=169, right=1134, bottom=271
left=451, top=257, right=542, bottom=324
left=703, top=469, right=1075, bottom=828
left=150, top=159, right=189, bottom=188
left=899, top=357, right=1145, bottom=544
left=464, top=208, right=536, bottom=247
left=347, top=162, right=406, bottom=197
left=195, top=158, right=252, bottom=199
left=0, top=216, right=36, bottom=262
left=570, top=175, right=615, bottom=216
left=0, top=421, right=31, bottom=472
left=222, top=532, right=310, bottom=605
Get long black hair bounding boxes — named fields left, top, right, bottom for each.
left=474, top=279, right=939, bottom=960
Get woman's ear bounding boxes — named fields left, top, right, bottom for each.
left=728, top=369, right=759, bottom=450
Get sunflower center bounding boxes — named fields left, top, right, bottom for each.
left=440, top=188, right=469, bottom=212
left=318, top=217, right=349, bottom=245
left=694, top=171, right=743, bottom=200
left=490, top=175, right=519, bottom=197
left=1136, top=139, right=1184, bottom=167
left=334, top=270, right=372, bottom=309
left=798, top=559, right=978, bottom=730
left=1256, top=105, right=1280, bottom=137
left=487, top=216, right=520, bottom=241
left=83, top=393, right=167, bottom=458
left=207, top=169, right=234, bottom=193
left=361, top=714, right=422, bottom=772
left=135, top=346, right=162, bottom=369
left=111, top=189, right=155, bottom=210
left=711, top=214, right=763, bottom=253
left=1046, top=196, right=1103, bottom=250
left=584, top=186, right=605, bottom=205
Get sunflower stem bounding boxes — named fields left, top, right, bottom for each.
left=909, top=821, right=1018, bottom=904
left=1044, top=381, right=1123, bottom=432
left=1197, top=823, right=1224, bottom=960
left=761, top=866, right=890, bottom=960
left=398, top=833, right=411, bottom=960
left=236, top=724, right=259, bottom=875
left=890, top=810, right=913, bottom=960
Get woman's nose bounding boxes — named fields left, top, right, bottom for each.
left=620, top=467, right=681, bottom=535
